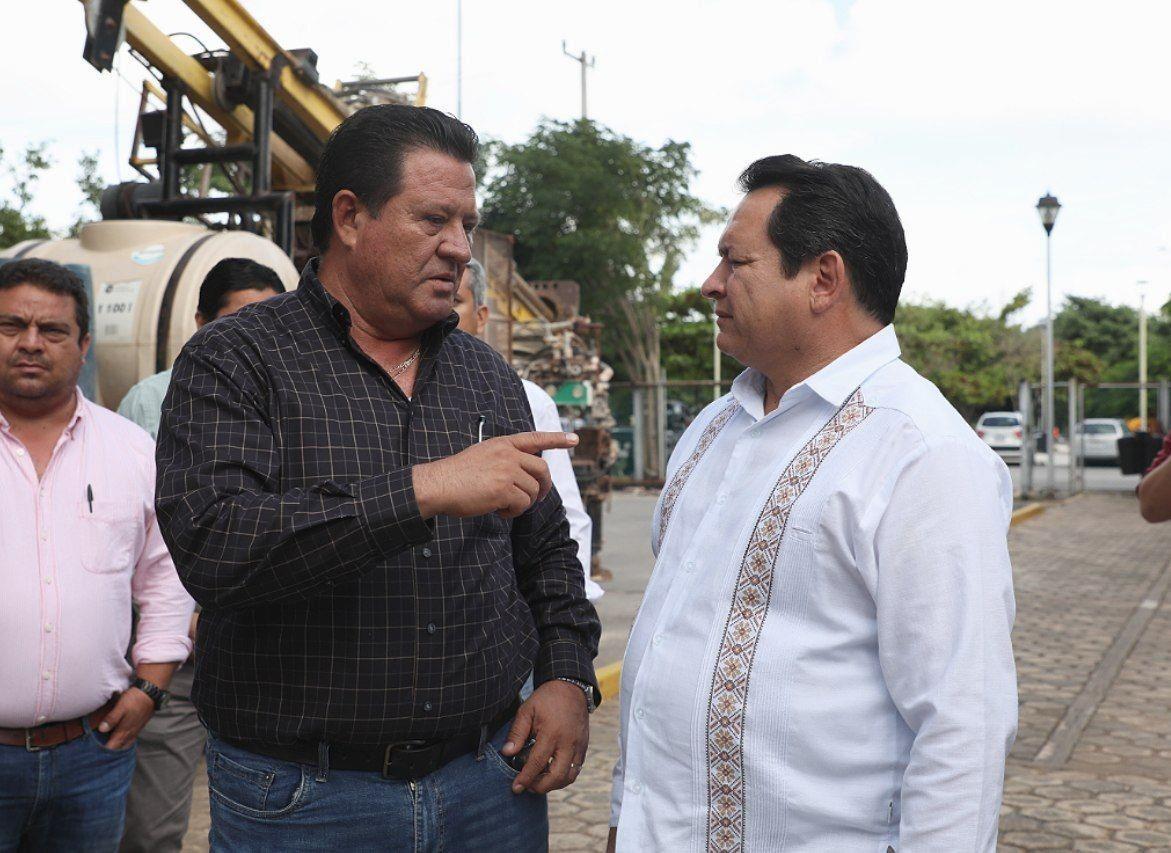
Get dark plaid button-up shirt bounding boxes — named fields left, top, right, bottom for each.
left=155, top=260, right=600, bottom=746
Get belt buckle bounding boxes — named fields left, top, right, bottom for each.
left=25, top=729, right=43, bottom=753
left=382, top=740, right=427, bottom=779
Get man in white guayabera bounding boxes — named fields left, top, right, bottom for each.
left=608, top=155, right=1017, bottom=852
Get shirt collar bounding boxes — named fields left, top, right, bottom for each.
left=64, top=387, right=87, bottom=437
left=297, top=256, right=460, bottom=347
left=730, top=325, right=901, bottom=417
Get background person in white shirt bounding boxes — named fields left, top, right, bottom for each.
left=452, top=258, right=603, bottom=602
left=609, top=155, right=1016, bottom=852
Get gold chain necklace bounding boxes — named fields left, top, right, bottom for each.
left=389, top=347, right=421, bottom=378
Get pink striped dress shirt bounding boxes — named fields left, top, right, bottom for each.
left=0, top=389, right=193, bottom=728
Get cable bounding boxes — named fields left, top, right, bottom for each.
left=167, top=31, right=212, bottom=54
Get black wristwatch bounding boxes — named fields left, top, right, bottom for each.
left=131, top=677, right=170, bottom=710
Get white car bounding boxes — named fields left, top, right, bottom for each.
left=1074, top=418, right=1131, bottom=463
left=975, top=411, right=1024, bottom=462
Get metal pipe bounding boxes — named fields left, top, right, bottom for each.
left=173, top=143, right=257, bottom=165
left=1140, top=289, right=1149, bottom=430
left=161, top=80, right=184, bottom=200
left=139, top=191, right=292, bottom=217
left=1068, top=378, right=1078, bottom=496
left=252, top=74, right=273, bottom=195
left=1019, top=380, right=1033, bottom=499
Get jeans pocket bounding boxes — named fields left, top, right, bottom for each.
left=86, top=722, right=136, bottom=755
left=483, top=742, right=523, bottom=782
left=206, top=739, right=310, bottom=819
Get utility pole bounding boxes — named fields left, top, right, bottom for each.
left=561, top=41, right=595, bottom=119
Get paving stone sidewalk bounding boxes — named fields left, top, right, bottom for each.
left=1000, top=493, right=1171, bottom=851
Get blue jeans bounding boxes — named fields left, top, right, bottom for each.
left=0, top=719, right=137, bottom=853
left=205, top=722, right=548, bottom=852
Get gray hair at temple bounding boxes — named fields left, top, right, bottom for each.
left=465, top=259, right=488, bottom=309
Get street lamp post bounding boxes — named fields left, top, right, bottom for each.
left=1036, top=192, right=1061, bottom=497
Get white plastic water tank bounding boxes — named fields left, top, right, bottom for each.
left=2, top=220, right=298, bottom=408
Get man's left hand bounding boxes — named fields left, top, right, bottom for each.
left=96, top=688, right=156, bottom=750
left=501, top=680, right=590, bottom=795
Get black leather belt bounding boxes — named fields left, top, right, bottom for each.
left=224, top=698, right=518, bottom=781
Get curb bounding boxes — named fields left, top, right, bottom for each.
left=596, top=660, right=622, bottom=701
left=1010, top=502, right=1047, bottom=526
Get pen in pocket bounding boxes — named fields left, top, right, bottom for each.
left=86, top=484, right=94, bottom=513
left=477, top=415, right=486, bottom=443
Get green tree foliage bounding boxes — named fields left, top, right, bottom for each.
left=659, top=286, right=740, bottom=382
left=479, top=119, right=721, bottom=383
left=896, top=292, right=1041, bottom=420
left=0, top=143, right=53, bottom=250
left=69, top=150, right=104, bottom=237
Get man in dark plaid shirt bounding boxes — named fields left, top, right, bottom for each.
left=155, top=105, right=600, bottom=850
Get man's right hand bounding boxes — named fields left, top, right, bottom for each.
left=412, top=431, right=579, bottom=519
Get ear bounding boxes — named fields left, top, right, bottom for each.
left=809, top=251, right=850, bottom=316
left=79, top=333, right=92, bottom=362
left=331, top=189, right=364, bottom=250
left=194, top=311, right=207, bottom=329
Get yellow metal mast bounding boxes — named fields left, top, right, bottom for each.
left=116, top=2, right=316, bottom=189
left=180, top=0, right=348, bottom=141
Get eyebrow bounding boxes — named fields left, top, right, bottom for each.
left=0, top=314, right=71, bottom=328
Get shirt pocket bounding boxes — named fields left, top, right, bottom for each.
left=77, top=500, right=142, bottom=575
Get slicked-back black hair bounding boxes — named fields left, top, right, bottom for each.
left=311, top=104, right=479, bottom=252
left=739, top=155, right=907, bottom=325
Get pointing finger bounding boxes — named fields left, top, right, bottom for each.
left=506, top=431, right=579, bottom=454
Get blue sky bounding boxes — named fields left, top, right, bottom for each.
left=5, top=0, right=1169, bottom=324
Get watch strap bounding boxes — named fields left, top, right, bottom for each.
left=131, top=677, right=169, bottom=710
left=555, top=677, right=597, bottom=713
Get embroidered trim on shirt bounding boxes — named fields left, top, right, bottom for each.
left=705, top=388, right=874, bottom=853
left=656, top=400, right=741, bottom=552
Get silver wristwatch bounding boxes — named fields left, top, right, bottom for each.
left=555, top=677, right=597, bottom=713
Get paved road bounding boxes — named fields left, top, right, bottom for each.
left=1008, top=449, right=1141, bottom=496
left=184, top=492, right=1171, bottom=850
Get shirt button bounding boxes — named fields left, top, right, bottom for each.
left=630, top=780, right=642, bottom=794
left=42, top=671, right=51, bottom=681
left=423, top=701, right=433, bottom=712
left=40, top=531, right=48, bottom=541
left=652, top=634, right=664, bottom=647
left=426, top=622, right=437, bottom=634
left=635, top=708, right=646, bottom=720
left=684, top=560, right=696, bottom=573
left=15, top=448, right=24, bottom=456
left=44, top=623, right=53, bottom=633
left=421, top=547, right=433, bottom=558
left=36, top=715, right=46, bottom=723
left=44, top=576, right=52, bottom=586
left=716, top=494, right=728, bottom=506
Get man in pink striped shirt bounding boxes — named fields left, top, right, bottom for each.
left=0, top=258, right=194, bottom=853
